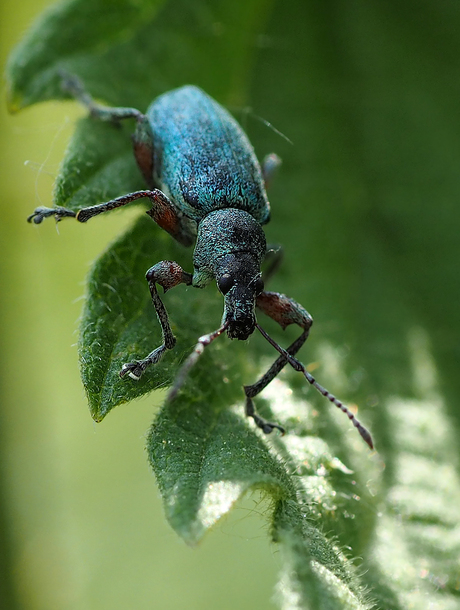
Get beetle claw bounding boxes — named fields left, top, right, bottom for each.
left=27, top=206, right=76, bottom=224
left=260, top=421, right=285, bottom=435
left=120, top=361, right=144, bottom=380
left=27, top=207, right=48, bottom=224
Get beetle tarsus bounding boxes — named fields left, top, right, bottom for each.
left=27, top=206, right=77, bottom=224
left=119, top=362, right=144, bottom=380
left=245, top=397, right=285, bottom=435
left=120, top=345, right=169, bottom=380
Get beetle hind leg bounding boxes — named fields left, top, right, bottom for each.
left=59, top=70, right=144, bottom=123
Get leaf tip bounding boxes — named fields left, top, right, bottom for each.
left=5, top=87, right=23, bottom=114
left=89, top=402, right=105, bottom=423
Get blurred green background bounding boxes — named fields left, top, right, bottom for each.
left=2, top=0, right=460, bottom=608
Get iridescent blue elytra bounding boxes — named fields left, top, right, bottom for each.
left=150, top=86, right=270, bottom=225
left=27, top=75, right=373, bottom=448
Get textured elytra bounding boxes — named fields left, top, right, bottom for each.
left=150, top=86, right=271, bottom=224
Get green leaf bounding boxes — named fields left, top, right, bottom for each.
left=9, top=0, right=460, bottom=608
left=53, top=119, right=143, bottom=211
left=6, top=0, right=273, bottom=112
left=148, top=383, right=373, bottom=608
left=6, top=0, right=166, bottom=111
left=363, top=330, right=460, bottom=608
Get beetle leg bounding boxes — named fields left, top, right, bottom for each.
left=120, top=261, right=193, bottom=380
left=145, top=191, right=196, bottom=247
left=60, top=70, right=158, bottom=192
left=249, top=292, right=374, bottom=448
left=262, top=153, right=282, bottom=188
left=28, top=190, right=152, bottom=224
left=26, top=206, right=78, bottom=223
left=60, top=70, right=144, bottom=123
left=243, top=291, right=312, bottom=434
left=60, top=71, right=157, bottom=196
left=256, top=322, right=374, bottom=448
left=28, top=189, right=196, bottom=246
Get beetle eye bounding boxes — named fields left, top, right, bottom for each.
left=255, top=277, right=265, bottom=295
left=218, top=274, right=234, bottom=295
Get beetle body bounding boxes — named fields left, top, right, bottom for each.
left=146, top=86, right=270, bottom=341
left=27, top=75, right=373, bottom=448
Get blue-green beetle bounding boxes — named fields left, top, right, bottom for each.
left=28, top=76, right=373, bottom=448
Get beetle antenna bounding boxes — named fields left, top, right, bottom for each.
left=166, top=322, right=229, bottom=403
left=251, top=113, right=294, bottom=145
left=256, top=323, right=374, bottom=449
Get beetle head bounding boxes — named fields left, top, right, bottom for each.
left=193, top=208, right=266, bottom=340
left=215, top=253, right=265, bottom=340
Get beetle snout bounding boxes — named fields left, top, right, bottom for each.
left=224, top=297, right=256, bottom=340
left=227, top=313, right=256, bottom=340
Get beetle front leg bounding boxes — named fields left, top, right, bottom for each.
left=120, top=261, right=192, bottom=380
left=244, top=291, right=313, bottom=434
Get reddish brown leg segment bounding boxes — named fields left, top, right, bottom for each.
left=244, top=291, right=313, bottom=434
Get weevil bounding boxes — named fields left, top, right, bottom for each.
left=28, top=74, right=373, bottom=449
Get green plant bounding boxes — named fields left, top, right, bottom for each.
left=7, top=0, right=460, bottom=608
